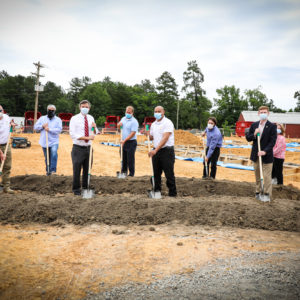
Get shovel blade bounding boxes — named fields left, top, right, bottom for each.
left=148, top=190, right=162, bottom=199
left=116, top=171, right=126, bottom=179
left=82, top=189, right=95, bottom=199
left=259, top=193, right=270, bottom=202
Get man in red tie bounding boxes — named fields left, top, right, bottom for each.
left=69, top=100, right=97, bottom=195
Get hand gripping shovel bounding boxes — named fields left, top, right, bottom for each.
left=116, top=126, right=126, bottom=179
left=0, top=126, right=13, bottom=176
left=82, top=128, right=95, bottom=199
left=146, top=125, right=161, bottom=199
left=257, top=133, right=270, bottom=202
left=45, top=130, right=51, bottom=176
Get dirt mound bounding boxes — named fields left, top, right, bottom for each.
left=10, top=175, right=300, bottom=200
left=175, top=130, right=203, bottom=146
left=0, top=175, right=298, bottom=231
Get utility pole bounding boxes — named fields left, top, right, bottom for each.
left=31, top=61, right=45, bottom=125
left=176, top=98, right=180, bottom=130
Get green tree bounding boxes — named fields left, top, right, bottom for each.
left=155, top=71, right=178, bottom=123
left=38, top=81, right=65, bottom=114
left=55, top=96, right=73, bottom=113
left=294, top=90, right=300, bottom=112
left=244, top=86, right=275, bottom=111
left=0, top=72, right=35, bottom=116
left=67, top=76, right=91, bottom=110
left=182, top=60, right=211, bottom=128
left=213, top=85, right=248, bottom=127
left=79, top=82, right=112, bottom=120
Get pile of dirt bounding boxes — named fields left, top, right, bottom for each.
left=1, top=175, right=299, bottom=231
left=175, top=130, right=203, bottom=146
left=10, top=174, right=300, bottom=200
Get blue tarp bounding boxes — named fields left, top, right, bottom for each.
left=222, top=144, right=252, bottom=149
left=175, top=156, right=254, bottom=171
left=101, top=142, right=120, bottom=147
left=286, top=142, right=300, bottom=147
left=286, top=148, right=300, bottom=152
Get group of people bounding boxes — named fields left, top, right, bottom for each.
left=0, top=103, right=287, bottom=200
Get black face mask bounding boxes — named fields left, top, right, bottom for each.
left=47, top=110, right=55, bottom=119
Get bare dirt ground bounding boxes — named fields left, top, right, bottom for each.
left=0, top=132, right=299, bottom=299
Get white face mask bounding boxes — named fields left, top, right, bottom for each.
left=80, top=107, right=89, bottom=115
left=0, top=112, right=3, bottom=118
left=259, top=113, right=268, bottom=120
left=207, top=123, right=214, bottom=129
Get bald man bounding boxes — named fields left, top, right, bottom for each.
left=148, top=106, right=177, bottom=197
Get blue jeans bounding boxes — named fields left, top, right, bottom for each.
left=42, top=144, right=59, bottom=173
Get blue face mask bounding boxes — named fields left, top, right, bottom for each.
left=277, top=129, right=281, bottom=134
left=126, top=113, right=132, bottom=119
left=259, top=113, right=267, bottom=120
left=154, top=113, right=162, bottom=120
left=81, top=107, right=89, bottom=115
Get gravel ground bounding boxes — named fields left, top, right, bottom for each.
left=84, top=251, right=300, bottom=300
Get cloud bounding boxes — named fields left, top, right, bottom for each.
left=0, top=0, right=299, bottom=110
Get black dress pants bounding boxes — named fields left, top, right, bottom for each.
left=152, top=146, right=177, bottom=196
left=71, top=144, right=92, bottom=193
left=121, top=140, right=137, bottom=176
left=272, top=157, right=284, bottom=185
left=203, top=147, right=220, bottom=178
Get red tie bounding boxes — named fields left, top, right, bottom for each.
left=84, top=115, right=89, bottom=143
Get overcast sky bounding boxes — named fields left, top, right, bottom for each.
left=1, top=0, right=299, bottom=110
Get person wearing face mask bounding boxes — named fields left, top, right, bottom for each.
left=246, top=106, right=277, bottom=201
left=69, top=100, right=98, bottom=195
left=34, top=104, right=62, bottom=175
left=272, top=123, right=286, bottom=185
left=202, top=117, right=223, bottom=179
left=117, top=106, right=139, bottom=177
left=147, top=106, right=177, bottom=197
left=0, top=105, right=15, bottom=193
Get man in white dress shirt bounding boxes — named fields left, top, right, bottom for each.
left=0, top=105, right=14, bottom=193
left=69, top=100, right=97, bottom=195
left=148, top=106, right=177, bottom=197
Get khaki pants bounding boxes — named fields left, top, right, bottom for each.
left=0, top=144, right=12, bottom=189
left=253, top=160, right=273, bottom=197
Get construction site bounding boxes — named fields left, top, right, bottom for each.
left=0, top=130, right=300, bottom=299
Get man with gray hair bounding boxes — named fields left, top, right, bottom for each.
left=34, top=104, right=62, bottom=175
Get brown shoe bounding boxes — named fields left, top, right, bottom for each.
left=3, top=188, right=15, bottom=194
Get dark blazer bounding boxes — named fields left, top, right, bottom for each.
left=246, top=120, right=277, bottom=163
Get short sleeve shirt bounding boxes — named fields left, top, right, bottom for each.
left=150, top=116, right=174, bottom=148
left=121, top=116, right=139, bottom=140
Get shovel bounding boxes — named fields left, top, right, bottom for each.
left=116, top=126, right=126, bottom=179
left=0, top=126, right=13, bottom=176
left=146, top=125, right=161, bottom=199
left=257, top=133, right=270, bottom=202
left=45, top=130, right=51, bottom=176
left=82, top=128, right=95, bottom=199
left=202, top=136, right=209, bottom=179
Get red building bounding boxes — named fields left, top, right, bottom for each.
left=236, top=111, right=300, bottom=138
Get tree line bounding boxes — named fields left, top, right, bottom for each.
left=0, top=61, right=299, bottom=129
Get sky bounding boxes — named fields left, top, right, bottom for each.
left=0, top=0, right=300, bottom=110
